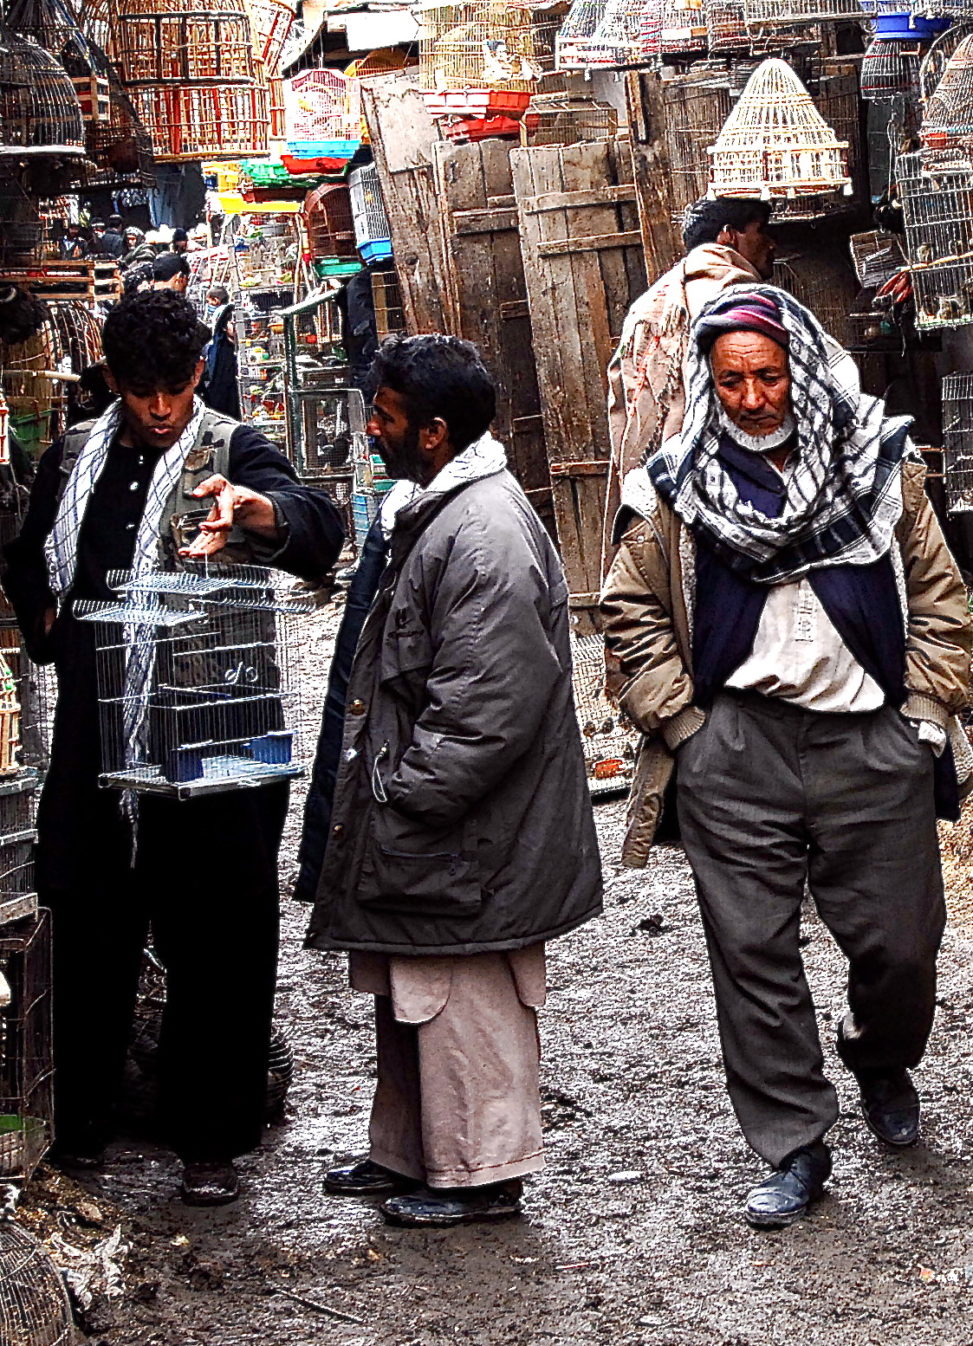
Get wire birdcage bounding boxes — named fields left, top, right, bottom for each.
left=0, top=912, right=53, bottom=1183
left=349, top=164, right=392, bottom=263
left=420, top=0, right=545, bottom=89
left=942, top=372, right=973, bottom=510
left=303, top=182, right=356, bottom=261
left=0, top=28, right=84, bottom=157
left=571, top=633, right=636, bottom=796
left=556, top=0, right=608, bottom=69
left=370, top=266, right=406, bottom=342
left=246, top=0, right=295, bottom=73
left=660, top=0, right=707, bottom=55
left=523, top=91, right=619, bottom=145
left=742, top=0, right=865, bottom=27
left=849, top=227, right=907, bottom=287
left=706, top=0, right=751, bottom=52
left=707, top=58, right=852, bottom=201
left=922, top=31, right=973, bottom=149
left=774, top=250, right=858, bottom=347
left=74, top=565, right=315, bottom=799
left=861, top=36, right=924, bottom=102
left=283, top=68, right=351, bottom=146
left=899, top=148, right=973, bottom=327
left=0, top=1222, right=72, bottom=1342
left=580, top=0, right=656, bottom=66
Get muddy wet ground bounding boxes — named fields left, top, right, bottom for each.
left=18, top=602, right=973, bottom=1346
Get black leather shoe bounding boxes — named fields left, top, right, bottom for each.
left=380, top=1180, right=523, bottom=1228
left=324, top=1158, right=417, bottom=1196
left=180, top=1160, right=240, bottom=1206
left=858, top=1070, right=920, bottom=1147
left=744, top=1143, right=832, bottom=1229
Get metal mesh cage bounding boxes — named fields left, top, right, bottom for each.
left=303, top=182, right=356, bottom=260
left=0, top=911, right=53, bottom=1184
left=584, top=0, right=660, bottom=67
left=293, top=386, right=367, bottom=484
left=349, top=163, right=391, bottom=261
left=899, top=148, right=973, bottom=328
left=74, top=565, right=315, bottom=800
left=0, top=28, right=84, bottom=157
left=571, top=634, right=637, bottom=796
left=942, top=372, right=973, bottom=510
left=742, top=0, right=865, bottom=26
left=419, top=1, right=545, bottom=91
left=707, top=58, right=852, bottom=201
left=849, top=227, right=906, bottom=287
left=523, top=92, right=618, bottom=146
left=556, top=0, right=608, bottom=69
left=922, top=31, right=973, bottom=149
left=283, top=68, right=350, bottom=144
left=0, top=1221, right=73, bottom=1344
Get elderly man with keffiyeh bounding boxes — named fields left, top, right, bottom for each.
left=3, top=290, right=343, bottom=1207
left=601, top=285, right=972, bottom=1229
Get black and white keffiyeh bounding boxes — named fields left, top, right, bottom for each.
left=647, top=285, right=918, bottom=585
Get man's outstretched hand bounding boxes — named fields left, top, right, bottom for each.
left=178, top=474, right=279, bottom=558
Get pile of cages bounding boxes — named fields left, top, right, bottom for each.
left=522, top=92, right=618, bottom=146
left=74, top=564, right=316, bottom=800
left=898, top=147, right=973, bottom=328
left=0, top=911, right=53, bottom=1185
left=941, top=372, right=973, bottom=512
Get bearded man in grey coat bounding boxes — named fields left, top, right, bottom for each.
left=305, top=335, right=602, bottom=1228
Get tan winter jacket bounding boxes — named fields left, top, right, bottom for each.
left=600, top=460, right=973, bottom=867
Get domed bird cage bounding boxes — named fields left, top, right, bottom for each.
left=6, top=0, right=111, bottom=124
left=419, top=0, right=544, bottom=117
left=349, top=163, right=392, bottom=263
left=861, top=36, right=924, bottom=101
left=922, top=31, right=973, bottom=148
left=283, top=68, right=356, bottom=157
left=108, top=0, right=267, bottom=161
left=0, top=1222, right=72, bottom=1345
left=742, top=0, right=865, bottom=29
left=898, top=147, right=973, bottom=327
left=303, top=182, right=357, bottom=263
left=707, top=58, right=852, bottom=201
left=0, top=26, right=84, bottom=158
left=706, top=0, right=751, bottom=52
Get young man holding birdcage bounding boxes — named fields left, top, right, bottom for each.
left=3, top=290, right=343, bottom=1207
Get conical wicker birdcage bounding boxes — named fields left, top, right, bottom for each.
left=0, top=1222, right=73, bottom=1346
left=707, top=58, right=852, bottom=200
left=555, top=0, right=614, bottom=69
left=922, top=32, right=973, bottom=149
left=742, top=0, right=865, bottom=28
left=108, top=0, right=267, bottom=161
left=419, top=0, right=544, bottom=116
left=0, top=25, right=84, bottom=157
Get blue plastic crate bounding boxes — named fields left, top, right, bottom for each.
left=361, top=239, right=393, bottom=264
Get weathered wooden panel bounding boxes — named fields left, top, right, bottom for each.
left=360, top=72, right=450, bottom=335
left=431, top=138, right=552, bottom=532
left=511, top=140, right=647, bottom=622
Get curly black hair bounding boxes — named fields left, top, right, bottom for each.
left=101, top=290, right=207, bottom=389
left=0, top=284, right=48, bottom=347
left=370, top=334, right=496, bottom=453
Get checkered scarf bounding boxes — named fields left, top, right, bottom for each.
left=646, top=285, right=918, bottom=585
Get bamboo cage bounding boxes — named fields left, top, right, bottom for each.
left=0, top=27, right=85, bottom=157
left=303, top=183, right=357, bottom=261
left=523, top=91, right=619, bottom=145
left=0, top=172, right=44, bottom=264
left=419, top=1, right=545, bottom=96
left=268, top=74, right=285, bottom=140
left=706, top=0, right=751, bottom=53
left=849, top=228, right=907, bottom=289
left=77, top=41, right=155, bottom=188
left=742, top=0, right=865, bottom=28
left=246, top=0, right=295, bottom=73
left=707, top=58, right=852, bottom=201
left=108, top=0, right=267, bottom=161
left=664, top=73, right=733, bottom=213
left=370, top=266, right=406, bottom=343
left=922, top=32, right=973, bottom=149
left=898, top=147, right=973, bottom=328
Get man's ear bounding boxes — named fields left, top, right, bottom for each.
left=716, top=225, right=736, bottom=248
left=420, top=417, right=449, bottom=452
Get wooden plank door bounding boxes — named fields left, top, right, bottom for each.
left=431, top=138, right=553, bottom=533
left=511, top=140, right=647, bottom=629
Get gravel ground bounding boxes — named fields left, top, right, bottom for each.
left=16, top=601, right=973, bottom=1346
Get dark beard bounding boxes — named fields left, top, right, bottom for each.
left=376, top=426, right=425, bottom=483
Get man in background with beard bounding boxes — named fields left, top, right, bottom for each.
left=304, top=334, right=602, bottom=1228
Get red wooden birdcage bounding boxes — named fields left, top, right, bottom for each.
left=303, top=183, right=356, bottom=261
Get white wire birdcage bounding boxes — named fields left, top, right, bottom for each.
left=74, top=564, right=316, bottom=800
left=283, top=68, right=351, bottom=145
left=861, top=36, right=924, bottom=102
left=706, top=0, right=750, bottom=52
left=419, top=1, right=545, bottom=91
left=942, top=372, right=973, bottom=510
left=349, top=163, right=392, bottom=263
left=582, top=0, right=657, bottom=66
left=571, top=633, right=637, bottom=797
left=849, top=228, right=906, bottom=287
left=742, top=0, right=865, bottom=27
left=898, top=148, right=973, bottom=327
left=660, top=0, right=707, bottom=55
left=922, top=30, right=973, bottom=149
left=707, top=58, right=852, bottom=201
left=555, top=0, right=608, bottom=70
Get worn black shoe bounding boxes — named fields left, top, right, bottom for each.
left=858, top=1070, right=920, bottom=1147
left=380, top=1179, right=523, bottom=1228
left=324, top=1158, right=417, bottom=1196
left=744, top=1143, right=832, bottom=1229
left=180, top=1160, right=240, bottom=1207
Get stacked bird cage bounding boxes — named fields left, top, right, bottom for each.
left=0, top=1223, right=74, bottom=1341
left=664, top=73, right=733, bottom=212
left=581, top=0, right=659, bottom=67
left=556, top=0, right=609, bottom=69
left=370, top=265, right=406, bottom=342
left=707, top=58, right=852, bottom=202
left=660, top=0, right=707, bottom=55
left=571, top=633, right=637, bottom=797
left=922, top=31, right=973, bottom=149
left=0, top=27, right=84, bottom=158
left=349, top=163, right=392, bottom=264
left=109, top=0, right=268, bottom=161
left=283, top=68, right=358, bottom=164
left=861, top=10, right=948, bottom=103
left=899, top=148, right=973, bottom=327
left=75, top=565, right=316, bottom=799
left=942, top=372, right=973, bottom=511
left=0, top=912, right=53, bottom=1183
left=80, top=50, right=155, bottom=190
left=0, top=172, right=44, bottom=265
left=742, top=0, right=865, bottom=26
left=523, top=91, right=619, bottom=145
left=706, top=0, right=751, bottom=52
left=419, top=0, right=544, bottom=130
left=303, top=182, right=359, bottom=279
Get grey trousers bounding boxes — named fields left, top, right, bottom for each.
left=677, top=691, right=946, bottom=1168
